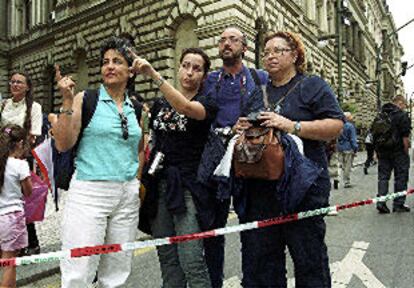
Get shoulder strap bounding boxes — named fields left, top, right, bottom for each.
left=271, top=76, right=306, bottom=111
left=249, top=68, right=261, bottom=87
left=74, top=89, right=99, bottom=149
left=81, top=89, right=99, bottom=133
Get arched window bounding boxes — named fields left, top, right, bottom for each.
left=174, top=18, right=198, bottom=86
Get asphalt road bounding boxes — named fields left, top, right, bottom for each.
left=19, top=154, right=414, bottom=287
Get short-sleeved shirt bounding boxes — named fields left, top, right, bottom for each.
left=266, top=73, right=344, bottom=170
left=0, top=157, right=31, bottom=215
left=203, top=66, right=268, bottom=128
left=1, top=98, right=42, bottom=136
left=150, top=93, right=217, bottom=174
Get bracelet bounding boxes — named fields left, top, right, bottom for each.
left=59, top=107, right=74, bottom=115
left=153, top=76, right=165, bottom=88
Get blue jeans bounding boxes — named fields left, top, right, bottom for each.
left=150, top=181, right=211, bottom=288
left=203, top=198, right=230, bottom=288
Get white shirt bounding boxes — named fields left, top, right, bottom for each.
left=0, top=98, right=42, bottom=136
left=0, top=157, right=31, bottom=215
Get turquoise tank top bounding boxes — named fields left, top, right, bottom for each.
left=75, top=84, right=141, bottom=181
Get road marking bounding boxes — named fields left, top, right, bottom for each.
left=330, top=241, right=385, bottom=288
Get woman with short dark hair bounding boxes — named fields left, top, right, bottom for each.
left=53, top=36, right=143, bottom=287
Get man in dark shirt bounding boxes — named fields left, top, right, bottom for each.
left=376, top=95, right=411, bottom=214
left=202, top=27, right=267, bottom=288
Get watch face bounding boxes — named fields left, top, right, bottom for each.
left=295, top=121, right=301, bottom=132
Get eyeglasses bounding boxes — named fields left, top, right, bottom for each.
left=9, top=80, right=26, bottom=86
left=263, top=47, right=293, bottom=58
left=218, top=37, right=242, bottom=45
left=119, top=113, right=129, bottom=140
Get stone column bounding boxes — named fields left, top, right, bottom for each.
left=11, top=0, right=16, bottom=36
left=307, top=0, right=316, bottom=21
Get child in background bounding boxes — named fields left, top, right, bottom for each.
left=0, top=125, right=32, bottom=287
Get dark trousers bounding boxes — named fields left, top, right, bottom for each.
left=27, top=223, right=39, bottom=248
left=203, top=198, right=230, bottom=288
left=239, top=188, right=331, bottom=288
left=377, top=151, right=410, bottom=207
left=364, top=143, right=375, bottom=169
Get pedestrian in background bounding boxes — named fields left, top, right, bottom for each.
left=53, top=36, right=143, bottom=287
left=375, top=95, right=411, bottom=214
left=1, top=71, right=42, bottom=256
left=0, top=125, right=32, bottom=288
left=364, top=129, right=375, bottom=175
left=337, top=112, right=358, bottom=188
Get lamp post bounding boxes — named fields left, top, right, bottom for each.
left=336, top=0, right=343, bottom=104
left=375, top=18, right=414, bottom=111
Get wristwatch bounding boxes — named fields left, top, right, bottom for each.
left=59, top=107, right=74, bottom=115
left=292, top=121, right=301, bottom=135
left=154, top=76, right=165, bottom=88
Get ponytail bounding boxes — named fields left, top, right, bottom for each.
left=0, top=125, right=27, bottom=191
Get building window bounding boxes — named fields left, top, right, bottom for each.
left=24, top=0, right=31, bottom=32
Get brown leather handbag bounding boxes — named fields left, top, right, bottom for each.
left=233, top=127, right=284, bottom=180
left=232, top=76, right=305, bottom=180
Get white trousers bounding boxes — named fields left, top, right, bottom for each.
left=60, top=176, right=140, bottom=288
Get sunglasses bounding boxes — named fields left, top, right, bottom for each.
left=119, top=113, right=129, bottom=140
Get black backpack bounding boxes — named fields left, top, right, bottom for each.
left=371, top=111, right=396, bottom=150
left=53, top=89, right=142, bottom=190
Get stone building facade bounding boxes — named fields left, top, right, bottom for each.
left=0, top=0, right=406, bottom=130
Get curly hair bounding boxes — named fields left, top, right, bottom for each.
left=263, top=31, right=307, bottom=74
left=0, top=125, right=27, bottom=191
left=100, top=36, right=136, bottom=90
left=10, top=71, right=33, bottom=135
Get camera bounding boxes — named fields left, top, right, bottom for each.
left=246, top=112, right=263, bottom=127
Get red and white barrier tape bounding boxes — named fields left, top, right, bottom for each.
left=1, top=189, right=413, bottom=268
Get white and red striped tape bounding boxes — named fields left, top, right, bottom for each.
left=1, top=189, right=413, bottom=268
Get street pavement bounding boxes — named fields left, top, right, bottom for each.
left=16, top=152, right=414, bottom=287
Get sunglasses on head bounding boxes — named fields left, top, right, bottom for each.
left=119, top=112, right=129, bottom=140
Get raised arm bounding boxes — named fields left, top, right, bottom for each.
left=129, top=49, right=207, bottom=120
left=51, top=65, right=84, bottom=152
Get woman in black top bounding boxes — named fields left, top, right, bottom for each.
left=131, top=48, right=215, bottom=288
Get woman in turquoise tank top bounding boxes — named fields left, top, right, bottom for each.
left=52, top=36, right=143, bottom=288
